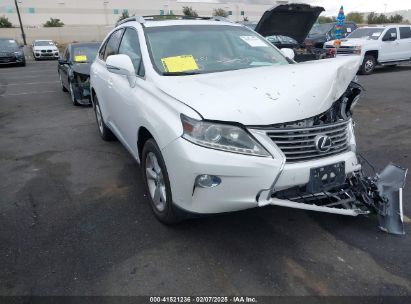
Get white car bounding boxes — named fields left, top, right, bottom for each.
left=90, top=16, right=407, bottom=234
left=32, top=40, right=59, bottom=60
left=325, top=25, right=411, bottom=74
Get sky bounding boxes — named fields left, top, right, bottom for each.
left=182, top=0, right=411, bottom=15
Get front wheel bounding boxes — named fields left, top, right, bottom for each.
left=142, top=139, right=180, bottom=224
left=69, top=79, right=80, bottom=106
left=360, top=55, right=376, bottom=75
left=93, top=95, right=115, bottom=141
left=59, top=72, right=68, bottom=92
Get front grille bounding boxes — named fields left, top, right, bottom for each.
left=265, top=120, right=351, bottom=163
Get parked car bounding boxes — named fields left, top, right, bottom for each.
left=324, top=25, right=411, bottom=74
left=58, top=42, right=101, bottom=105
left=32, top=40, right=59, bottom=60
left=0, top=38, right=25, bottom=67
left=241, top=4, right=326, bottom=62
left=305, top=22, right=358, bottom=48
left=90, top=16, right=407, bottom=234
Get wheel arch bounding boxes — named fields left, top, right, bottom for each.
left=364, top=50, right=379, bottom=62
left=137, top=126, right=154, bottom=161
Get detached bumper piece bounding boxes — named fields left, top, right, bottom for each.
left=260, top=163, right=407, bottom=235
left=349, top=164, right=408, bottom=235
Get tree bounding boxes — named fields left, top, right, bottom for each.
left=346, top=12, right=364, bottom=24
left=117, top=10, right=130, bottom=23
left=213, top=8, right=229, bottom=18
left=43, top=18, right=64, bottom=27
left=0, top=16, right=12, bottom=28
left=318, top=16, right=336, bottom=24
left=389, top=14, right=403, bottom=23
left=182, top=6, right=198, bottom=17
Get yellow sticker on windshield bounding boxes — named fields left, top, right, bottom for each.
left=161, top=55, right=199, bottom=73
left=74, top=55, right=87, bottom=62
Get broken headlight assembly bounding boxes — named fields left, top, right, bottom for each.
left=181, top=114, right=271, bottom=157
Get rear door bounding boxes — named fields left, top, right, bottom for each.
left=399, top=26, right=411, bottom=59
left=379, top=27, right=400, bottom=62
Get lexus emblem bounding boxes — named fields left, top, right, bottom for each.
left=315, top=135, right=333, bottom=153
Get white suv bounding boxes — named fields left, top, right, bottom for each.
left=90, top=16, right=406, bottom=234
left=325, top=25, right=411, bottom=74
left=32, top=40, right=59, bottom=60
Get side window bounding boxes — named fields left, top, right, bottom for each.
left=383, top=28, right=397, bottom=41
left=103, top=29, right=124, bottom=61
left=400, top=27, right=411, bottom=39
left=98, top=40, right=108, bottom=60
left=118, top=28, right=145, bottom=77
left=65, top=48, right=70, bottom=61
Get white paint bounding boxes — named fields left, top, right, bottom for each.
left=90, top=20, right=364, bottom=215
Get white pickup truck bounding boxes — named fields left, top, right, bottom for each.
left=325, top=24, right=411, bottom=74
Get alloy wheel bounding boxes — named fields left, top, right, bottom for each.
left=95, top=103, right=103, bottom=134
left=145, top=152, right=167, bottom=212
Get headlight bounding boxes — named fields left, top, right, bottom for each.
left=353, top=45, right=361, bottom=55
left=181, top=115, right=271, bottom=157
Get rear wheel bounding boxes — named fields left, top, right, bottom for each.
left=93, top=95, right=115, bottom=141
left=360, top=55, right=376, bottom=75
left=142, top=139, right=180, bottom=224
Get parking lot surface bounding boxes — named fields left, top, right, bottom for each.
left=1, top=60, right=411, bottom=296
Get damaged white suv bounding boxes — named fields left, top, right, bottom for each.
left=90, top=16, right=407, bottom=234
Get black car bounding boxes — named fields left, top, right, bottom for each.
left=58, top=42, right=101, bottom=105
left=241, top=4, right=325, bottom=62
left=0, top=38, right=25, bottom=67
left=305, top=22, right=358, bottom=48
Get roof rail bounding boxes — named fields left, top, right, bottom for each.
left=115, top=15, right=234, bottom=27
left=116, top=16, right=146, bottom=27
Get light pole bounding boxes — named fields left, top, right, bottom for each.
left=14, top=0, right=27, bottom=45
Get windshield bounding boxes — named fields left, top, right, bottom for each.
left=0, top=39, right=19, bottom=51
left=267, top=35, right=298, bottom=45
left=308, top=23, right=334, bottom=36
left=145, top=25, right=288, bottom=75
left=348, top=28, right=384, bottom=40
left=35, top=41, right=55, bottom=46
left=71, top=44, right=100, bottom=63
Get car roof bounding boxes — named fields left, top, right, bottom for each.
left=127, top=19, right=240, bottom=29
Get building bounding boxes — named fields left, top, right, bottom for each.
left=0, top=0, right=289, bottom=27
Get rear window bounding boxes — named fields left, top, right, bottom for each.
left=400, top=27, right=411, bottom=39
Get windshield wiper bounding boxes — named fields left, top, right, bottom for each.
left=161, top=71, right=201, bottom=76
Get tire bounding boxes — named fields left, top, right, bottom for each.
left=59, top=72, right=68, bottom=92
left=93, top=95, right=115, bottom=141
left=360, top=55, right=376, bottom=75
left=142, top=139, right=180, bottom=224
left=69, top=79, right=80, bottom=106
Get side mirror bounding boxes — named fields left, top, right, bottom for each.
left=281, top=48, right=295, bottom=60
left=58, top=58, right=68, bottom=65
left=106, top=54, right=137, bottom=87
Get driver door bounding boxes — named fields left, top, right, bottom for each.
left=107, top=27, right=145, bottom=152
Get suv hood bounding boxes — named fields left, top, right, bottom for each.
left=33, top=46, right=58, bottom=51
left=326, top=38, right=379, bottom=47
left=155, top=56, right=361, bottom=126
left=254, top=4, right=325, bottom=44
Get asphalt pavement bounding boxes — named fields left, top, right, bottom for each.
left=0, top=60, right=411, bottom=296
